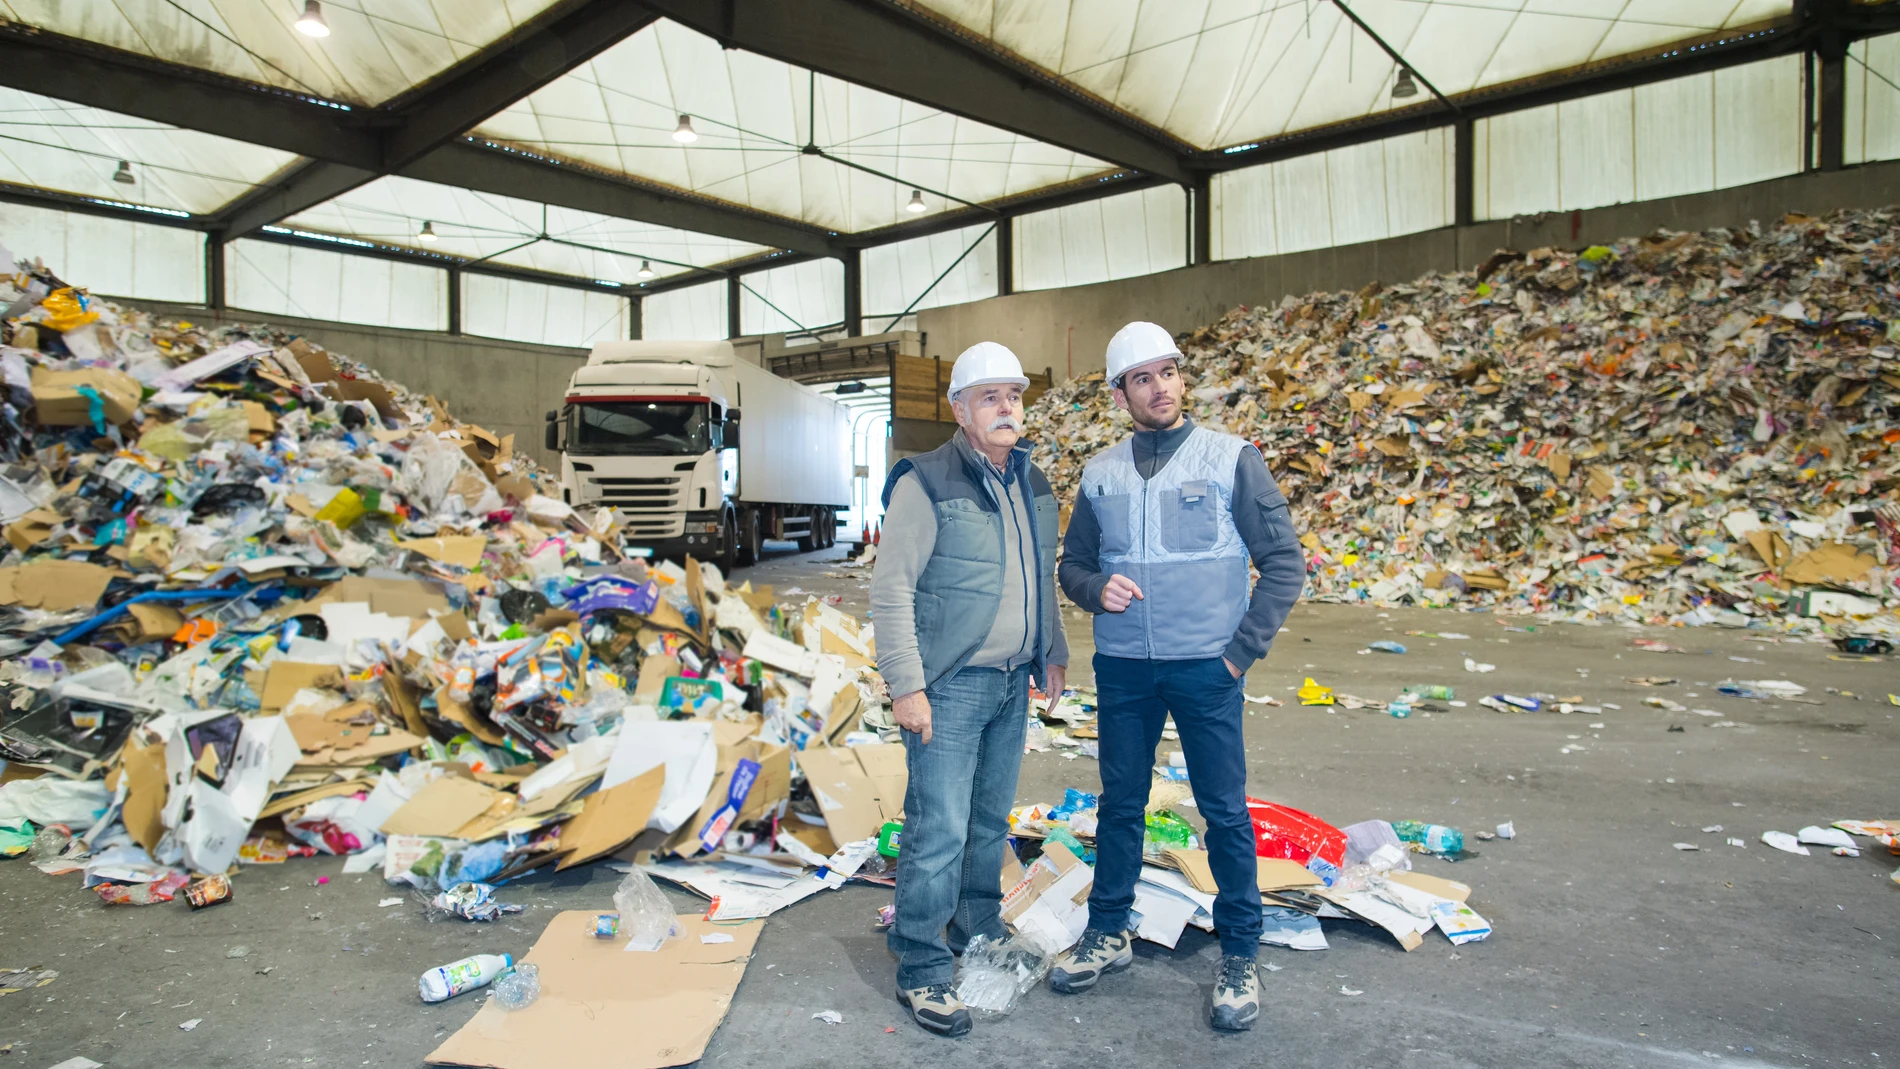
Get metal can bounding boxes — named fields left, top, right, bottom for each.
left=592, top=912, right=620, bottom=938
left=185, top=874, right=233, bottom=909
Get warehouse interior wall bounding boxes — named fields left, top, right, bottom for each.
left=917, top=158, right=1900, bottom=385
left=119, top=299, right=589, bottom=470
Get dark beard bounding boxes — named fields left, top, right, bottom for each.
left=1129, top=402, right=1180, bottom=432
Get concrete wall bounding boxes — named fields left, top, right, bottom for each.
left=123, top=301, right=591, bottom=468
left=918, top=159, right=1900, bottom=383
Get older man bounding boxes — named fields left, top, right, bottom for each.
left=871, top=341, right=1068, bottom=1038
left=1050, top=321, right=1306, bottom=1032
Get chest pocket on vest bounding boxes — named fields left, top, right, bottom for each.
left=1034, top=496, right=1059, bottom=559
left=933, top=499, right=999, bottom=562
left=1092, top=491, right=1132, bottom=557
left=1160, top=481, right=1219, bottom=552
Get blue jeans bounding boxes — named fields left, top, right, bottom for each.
left=1087, top=653, right=1261, bottom=957
left=889, top=664, right=1030, bottom=989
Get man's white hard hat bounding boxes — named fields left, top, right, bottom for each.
left=947, top=341, right=1030, bottom=400
left=1105, top=320, right=1181, bottom=385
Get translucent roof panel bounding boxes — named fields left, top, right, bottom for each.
left=909, top=1, right=1793, bottom=151
left=474, top=19, right=1113, bottom=234
left=862, top=222, right=998, bottom=329
left=642, top=279, right=728, bottom=342
left=0, top=0, right=565, bottom=107
left=281, top=175, right=769, bottom=285
left=0, top=86, right=300, bottom=215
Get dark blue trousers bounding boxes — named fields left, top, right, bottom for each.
left=1086, top=653, right=1261, bottom=956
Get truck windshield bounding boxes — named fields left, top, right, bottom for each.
left=569, top=401, right=709, bottom=455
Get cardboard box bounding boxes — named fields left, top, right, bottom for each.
left=287, top=340, right=337, bottom=383
left=425, top=911, right=761, bottom=1069
left=1001, top=840, right=1092, bottom=952
left=1781, top=542, right=1877, bottom=586
left=0, top=559, right=119, bottom=611
left=241, top=400, right=275, bottom=441
left=797, top=743, right=906, bottom=846
left=554, top=765, right=665, bottom=871
left=380, top=775, right=509, bottom=838
left=658, top=718, right=792, bottom=858
left=4, top=507, right=63, bottom=552
left=306, top=575, right=452, bottom=619
left=29, top=366, right=142, bottom=427
left=257, top=661, right=345, bottom=712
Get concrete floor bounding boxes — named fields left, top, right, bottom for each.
left=3, top=542, right=1896, bottom=1068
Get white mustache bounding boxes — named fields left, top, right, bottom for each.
left=987, top=415, right=1024, bottom=433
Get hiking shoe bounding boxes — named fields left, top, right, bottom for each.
left=1048, top=928, right=1133, bottom=994
left=895, top=983, right=973, bottom=1037
left=1210, top=955, right=1260, bottom=1032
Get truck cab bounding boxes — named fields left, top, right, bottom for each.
left=546, top=341, right=848, bottom=571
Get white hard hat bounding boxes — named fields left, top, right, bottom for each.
left=1105, top=321, right=1181, bottom=385
left=946, top=341, right=1029, bottom=400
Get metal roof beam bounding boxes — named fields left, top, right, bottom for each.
left=0, top=24, right=379, bottom=167
left=380, top=1, right=660, bottom=169
left=1201, top=7, right=1900, bottom=173
left=0, top=18, right=834, bottom=259
left=639, top=0, right=1194, bottom=184
left=402, top=143, right=838, bottom=258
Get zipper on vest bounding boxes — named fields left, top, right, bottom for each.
left=1141, top=477, right=1152, bottom=660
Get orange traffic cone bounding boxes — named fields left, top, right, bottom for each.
left=861, top=522, right=870, bottom=543
left=873, top=522, right=881, bottom=545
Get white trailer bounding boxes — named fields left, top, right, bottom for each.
left=545, top=341, right=851, bottom=570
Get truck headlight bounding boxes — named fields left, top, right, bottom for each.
left=685, top=521, right=720, bottom=535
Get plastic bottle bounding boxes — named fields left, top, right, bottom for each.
left=1391, top=820, right=1465, bottom=855
left=1405, top=684, right=1455, bottom=701
left=491, top=963, right=541, bottom=1010
left=418, top=953, right=513, bottom=1003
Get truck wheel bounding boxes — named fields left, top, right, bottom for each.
left=815, top=508, right=832, bottom=549
left=737, top=510, right=762, bottom=567
left=795, top=510, right=816, bottom=554
left=718, top=513, right=739, bottom=577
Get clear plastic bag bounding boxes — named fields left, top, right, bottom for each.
left=954, top=934, right=1050, bottom=1015
left=612, top=869, right=677, bottom=952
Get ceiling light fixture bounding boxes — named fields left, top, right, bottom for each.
left=112, top=160, right=135, bottom=185
left=295, top=1, right=330, bottom=37
left=418, top=221, right=438, bottom=242
left=638, top=260, right=655, bottom=278
left=1392, top=67, right=1419, bottom=99
left=673, top=115, right=698, bottom=144
left=906, top=189, right=926, bottom=214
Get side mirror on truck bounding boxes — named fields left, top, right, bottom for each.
left=544, top=409, right=560, bottom=452
left=724, top=409, right=740, bottom=450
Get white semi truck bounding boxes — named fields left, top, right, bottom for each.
left=544, top=340, right=851, bottom=572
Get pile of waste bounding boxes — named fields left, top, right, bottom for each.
left=949, top=788, right=1496, bottom=1013
left=1027, top=207, right=1900, bottom=630
left=0, top=253, right=901, bottom=917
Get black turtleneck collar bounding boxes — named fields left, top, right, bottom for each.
left=1131, top=417, right=1193, bottom=480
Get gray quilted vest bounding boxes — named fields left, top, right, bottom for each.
left=880, top=430, right=1059, bottom=691
left=1080, top=424, right=1251, bottom=660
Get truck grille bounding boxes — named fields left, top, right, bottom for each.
left=586, top=476, right=681, bottom=509
left=619, top=513, right=685, bottom=539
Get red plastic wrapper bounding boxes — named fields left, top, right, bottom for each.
left=96, top=871, right=189, bottom=906
left=1246, top=799, right=1347, bottom=878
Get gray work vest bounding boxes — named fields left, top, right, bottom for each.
left=1081, top=425, right=1250, bottom=660
left=880, top=431, right=1060, bottom=691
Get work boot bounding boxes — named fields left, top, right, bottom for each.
left=1209, top=955, right=1260, bottom=1032
left=895, top=982, right=973, bottom=1037
left=1048, top=928, right=1133, bottom=994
